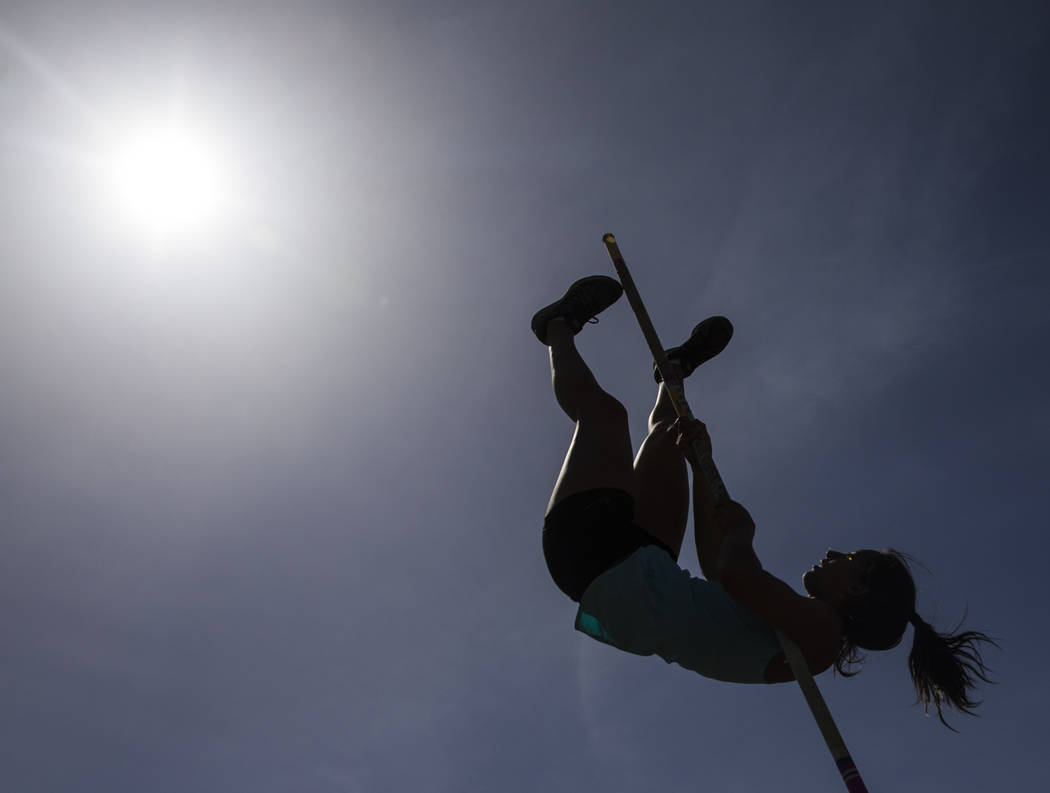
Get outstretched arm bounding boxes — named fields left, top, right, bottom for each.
left=691, top=477, right=722, bottom=580
left=674, top=418, right=737, bottom=580
left=674, top=418, right=840, bottom=673
left=714, top=501, right=843, bottom=678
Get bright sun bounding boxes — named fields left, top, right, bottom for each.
left=106, top=121, right=229, bottom=238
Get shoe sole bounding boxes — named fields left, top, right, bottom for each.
left=656, top=316, right=734, bottom=381
left=531, top=275, right=624, bottom=344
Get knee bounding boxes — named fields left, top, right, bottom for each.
left=646, top=419, right=678, bottom=442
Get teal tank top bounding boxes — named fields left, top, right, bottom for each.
left=575, top=545, right=783, bottom=684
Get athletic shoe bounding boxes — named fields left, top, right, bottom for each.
left=531, top=275, right=624, bottom=345
left=654, top=316, right=734, bottom=382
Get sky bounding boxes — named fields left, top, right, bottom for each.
left=2, top=1, right=1048, bottom=791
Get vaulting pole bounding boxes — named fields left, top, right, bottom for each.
left=602, top=233, right=869, bottom=793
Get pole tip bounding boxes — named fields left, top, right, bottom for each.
left=602, top=233, right=616, bottom=244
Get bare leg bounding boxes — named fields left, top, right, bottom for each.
left=545, top=318, right=636, bottom=515
left=631, top=382, right=689, bottom=559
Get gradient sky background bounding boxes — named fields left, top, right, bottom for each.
left=2, top=2, right=1048, bottom=791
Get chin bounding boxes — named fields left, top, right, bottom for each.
left=801, top=568, right=818, bottom=596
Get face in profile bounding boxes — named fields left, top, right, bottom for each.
left=803, top=549, right=882, bottom=606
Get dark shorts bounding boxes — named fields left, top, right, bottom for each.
left=542, top=488, right=676, bottom=603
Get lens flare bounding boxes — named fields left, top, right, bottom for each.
left=107, top=121, right=228, bottom=237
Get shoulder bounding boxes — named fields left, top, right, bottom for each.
left=719, top=565, right=844, bottom=679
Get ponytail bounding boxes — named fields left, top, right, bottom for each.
left=907, top=612, right=998, bottom=730
left=833, top=549, right=999, bottom=729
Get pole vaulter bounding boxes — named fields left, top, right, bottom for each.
left=603, top=233, right=869, bottom=793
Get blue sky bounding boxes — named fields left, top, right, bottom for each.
left=2, top=1, right=1048, bottom=791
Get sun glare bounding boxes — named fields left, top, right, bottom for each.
left=107, top=121, right=229, bottom=238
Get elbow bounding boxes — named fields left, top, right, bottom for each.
left=717, top=559, right=744, bottom=595
left=716, top=544, right=760, bottom=596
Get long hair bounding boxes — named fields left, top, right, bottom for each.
left=833, top=549, right=998, bottom=729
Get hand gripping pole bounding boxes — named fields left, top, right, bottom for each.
left=602, top=233, right=869, bottom=793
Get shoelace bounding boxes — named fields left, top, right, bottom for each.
left=563, top=296, right=603, bottom=327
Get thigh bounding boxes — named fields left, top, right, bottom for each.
left=546, top=399, right=636, bottom=516
left=631, top=427, right=688, bottom=560
left=542, top=488, right=643, bottom=602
